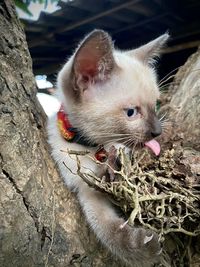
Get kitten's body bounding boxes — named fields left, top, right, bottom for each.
left=48, top=30, right=169, bottom=266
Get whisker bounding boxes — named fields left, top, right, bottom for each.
left=103, top=137, right=130, bottom=146
left=159, top=68, right=200, bottom=90
left=159, top=74, right=177, bottom=88
left=123, top=138, right=133, bottom=147
left=94, top=133, right=133, bottom=137
left=158, top=66, right=180, bottom=86
left=159, top=81, right=177, bottom=91
left=159, top=113, right=168, bottom=122
left=161, top=121, right=171, bottom=126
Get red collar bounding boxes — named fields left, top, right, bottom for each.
left=57, top=104, right=76, bottom=141
left=57, top=105, right=108, bottom=162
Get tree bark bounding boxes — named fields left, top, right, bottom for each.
left=159, top=47, right=200, bottom=267
left=0, top=1, right=199, bottom=267
left=160, top=46, right=200, bottom=150
left=0, top=1, right=120, bottom=267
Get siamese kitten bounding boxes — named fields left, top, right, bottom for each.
left=48, top=30, right=169, bottom=266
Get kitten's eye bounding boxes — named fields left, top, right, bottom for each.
left=126, top=108, right=138, bottom=117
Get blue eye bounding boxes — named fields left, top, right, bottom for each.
left=126, top=108, right=138, bottom=117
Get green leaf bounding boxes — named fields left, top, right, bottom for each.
left=15, top=0, right=59, bottom=16
left=15, top=0, right=33, bottom=16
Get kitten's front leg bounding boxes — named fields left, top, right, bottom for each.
left=78, top=185, right=161, bottom=267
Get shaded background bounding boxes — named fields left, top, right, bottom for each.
left=18, top=0, right=200, bottom=113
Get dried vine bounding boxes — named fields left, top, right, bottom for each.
left=62, top=146, right=200, bottom=242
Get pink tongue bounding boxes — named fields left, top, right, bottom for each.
left=144, top=139, right=161, bottom=156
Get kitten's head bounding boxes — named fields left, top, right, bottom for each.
left=57, top=30, right=169, bottom=150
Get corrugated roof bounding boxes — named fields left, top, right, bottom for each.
left=22, top=0, right=200, bottom=79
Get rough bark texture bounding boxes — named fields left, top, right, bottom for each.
left=0, top=1, right=199, bottom=267
left=159, top=47, right=200, bottom=267
left=160, top=46, right=200, bottom=150
left=0, top=1, right=120, bottom=267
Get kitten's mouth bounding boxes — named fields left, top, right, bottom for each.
left=144, top=139, right=161, bottom=156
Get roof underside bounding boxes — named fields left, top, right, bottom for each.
left=23, top=0, right=200, bottom=80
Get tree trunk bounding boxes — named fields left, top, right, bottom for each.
left=0, top=1, right=199, bottom=267
left=160, top=46, right=200, bottom=150
left=159, top=47, right=200, bottom=267
left=0, top=1, right=120, bottom=266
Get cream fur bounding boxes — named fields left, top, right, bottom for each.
left=47, top=30, right=169, bottom=266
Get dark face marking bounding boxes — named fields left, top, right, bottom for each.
left=145, top=107, right=162, bottom=139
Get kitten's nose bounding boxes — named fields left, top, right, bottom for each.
left=151, top=120, right=162, bottom=138
left=151, top=130, right=161, bottom=138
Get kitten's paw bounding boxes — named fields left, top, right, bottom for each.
left=132, top=228, right=161, bottom=258
left=116, top=223, right=161, bottom=266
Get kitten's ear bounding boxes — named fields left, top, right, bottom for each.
left=127, top=33, right=170, bottom=65
left=73, top=30, right=115, bottom=86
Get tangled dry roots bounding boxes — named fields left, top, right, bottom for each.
left=63, top=145, right=200, bottom=241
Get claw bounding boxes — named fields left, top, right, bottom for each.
left=119, top=220, right=128, bottom=229
left=157, top=248, right=163, bottom=255
left=144, top=234, right=154, bottom=244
